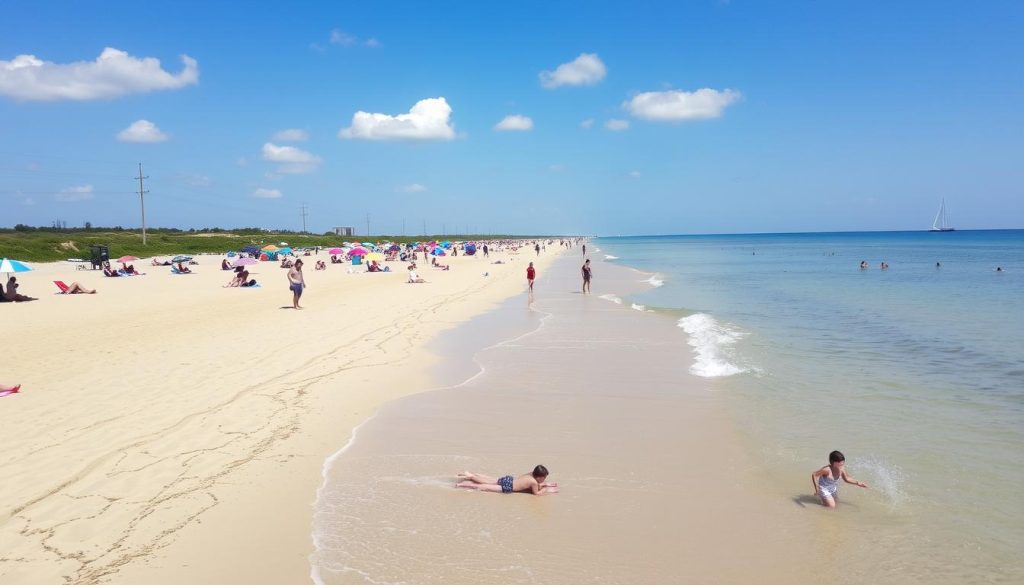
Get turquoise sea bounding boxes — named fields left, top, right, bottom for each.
left=596, top=230, right=1024, bottom=582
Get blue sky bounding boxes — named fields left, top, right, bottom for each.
left=1, top=1, right=1022, bottom=235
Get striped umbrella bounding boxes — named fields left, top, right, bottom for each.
left=0, top=258, right=32, bottom=276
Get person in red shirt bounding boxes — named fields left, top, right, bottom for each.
left=526, top=262, right=536, bottom=292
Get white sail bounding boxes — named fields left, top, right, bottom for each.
left=930, top=199, right=954, bottom=231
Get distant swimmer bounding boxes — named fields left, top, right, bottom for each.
left=996, top=266, right=1004, bottom=272
left=880, top=262, right=889, bottom=270
left=456, top=465, right=558, bottom=495
left=860, top=261, right=869, bottom=270
left=936, top=262, right=941, bottom=268
left=812, top=450, right=868, bottom=509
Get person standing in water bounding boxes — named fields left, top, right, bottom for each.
left=287, top=259, right=305, bottom=309
left=582, top=259, right=592, bottom=294
left=526, top=261, right=536, bottom=293
left=812, top=450, right=868, bottom=508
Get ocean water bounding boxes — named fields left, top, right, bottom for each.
left=597, top=230, right=1024, bottom=582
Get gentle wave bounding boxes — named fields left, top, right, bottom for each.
left=631, top=303, right=648, bottom=312
left=599, top=293, right=623, bottom=304
left=604, top=255, right=619, bottom=260
left=676, top=314, right=747, bottom=378
left=644, top=274, right=664, bottom=287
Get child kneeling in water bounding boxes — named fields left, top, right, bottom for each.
left=812, top=450, right=868, bottom=508
left=457, top=465, right=558, bottom=495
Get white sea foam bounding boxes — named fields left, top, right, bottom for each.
left=599, top=293, right=623, bottom=304
left=644, top=274, right=664, bottom=287
left=676, top=313, right=747, bottom=378
left=631, top=303, right=648, bottom=312
left=857, top=456, right=908, bottom=511
left=604, top=254, right=619, bottom=260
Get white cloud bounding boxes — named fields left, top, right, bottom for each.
left=273, top=128, right=309, bottom=142
left=363, top=38, right=381, bottom=48
left=339, top=97, right=456, bottom=141
left=252, top=187, right=282, bottom=199
left=624, top=88, right=741, bottom=121
left=580, top=118, right=595, bottom=129
left=330, top=29, right=358, bottom=46
left=55, top=185, right=94, bottom=202
left=629, top=170, right=641, bottom=178
left=261, top=142, right=321, bottom=174
left=398, top=183, right=428, bottom=193
left=605, top=119, right=630, bottom=131
left=539, top=53, right=606, bottom=89
left=0, top=48, right=198, bottom=101
left=116, top=119, right=168, bottom=143
left=494, top=114, right=534, bottom=131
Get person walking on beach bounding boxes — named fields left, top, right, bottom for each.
left=288, top=259, right=305, bottom=309
left=483, top=244, right=489, bottom=258
left=526, top=261, right=536, bottom=292
left=582, top=243, right=586, bottom=256
left=535, top=243, right=541, bottom=256
left=456, top=466, right=558, bottom=495
left=582, top=259, right=592, bottom=294
left=812, top=450, right=868, bottom=508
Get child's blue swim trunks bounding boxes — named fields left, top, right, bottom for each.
left=498, top=475, right=514, bottom=494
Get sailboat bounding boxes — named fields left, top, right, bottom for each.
left=930, top=198, right=954, bottom=232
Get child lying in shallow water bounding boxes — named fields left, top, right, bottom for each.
left=456, top=465, right=558, bottom=495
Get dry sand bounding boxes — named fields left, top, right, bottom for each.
left=0, top=245, right=559, bottom=584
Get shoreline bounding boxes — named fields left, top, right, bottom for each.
left=0, top=244, right=564, bottom=585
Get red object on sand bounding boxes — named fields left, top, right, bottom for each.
left=0, top=384, right=21, bottom=397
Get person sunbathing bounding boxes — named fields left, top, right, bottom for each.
left=152, top=258, right=172, bottom=266
left=315, top=260, right=327, bottom=270
left=58, top=281, right=97, bottom=294
left=102, top=262, right=122, bottom=277
left=121, top=263, right=138, bottom=275
left=176, top=262, right=192, bottom=274
left=431, top=258, right=450, bottom=271
left=222, top=259, right=233, bottom=270
left=3, top=277, right=37, bottom=302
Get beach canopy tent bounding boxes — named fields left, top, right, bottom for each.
left=464, top=244, right=477, bottom=255
left=277, top=247, right=293, bottom=256
left=431, top=247, right=446, bottom=256
left=441, top=241, right=451, bottom=248
left=241, top=245, right=260, bottom=254
left=259, top=253, right=270, bottom=261
left=0, top=258, right=32, bottom=277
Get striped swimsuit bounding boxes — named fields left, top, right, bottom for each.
left=818, top=469, right=840, bottom=499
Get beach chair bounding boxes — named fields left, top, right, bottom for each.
left=54, top=281, right=70, bottom=294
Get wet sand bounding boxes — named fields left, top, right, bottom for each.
left=311, top=254, right=816, bottom=584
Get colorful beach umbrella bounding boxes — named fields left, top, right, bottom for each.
left=116, top=255, right=139, bottom=263
left=234, top=257, right=258, bottom=267
left=366, top=252, right=384, bottom=262
left=349, top=247, right=369, bottom=256
left=261, top=245, right=278, bottom=251
left=171, top=255, right=192, bottom=263
left=241, top=245, right=260, bottom=254
left=328, top=248, right=343, bottom=255
left=0, top=258, right=33, bottom=275
left=277, top=247, right=293, bottom=255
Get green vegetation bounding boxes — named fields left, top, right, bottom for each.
left=0, top=226, right=532, bottom=262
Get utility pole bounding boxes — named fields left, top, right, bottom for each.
left=300, top=203, right=308, bottom=233
left=135, top=163, right=149, bottom=245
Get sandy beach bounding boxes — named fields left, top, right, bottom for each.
left=0, top=245, right=559, bottom=584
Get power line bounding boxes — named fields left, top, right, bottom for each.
left=135, top=163, right=149, bottom=245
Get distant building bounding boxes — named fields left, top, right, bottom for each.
left=332, top=226, right=355, bottom=236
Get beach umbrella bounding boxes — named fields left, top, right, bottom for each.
left=241, top=245, right=260, bottom=254
left=349, top=247, right=368, bottom=256
left=277, top=247, right=293, bottom=255
left=388, top=244, right=400, bottom=252
left=261, top=245, right=278, bottom=251
left=171, top=255, right=192, bottom=263
left=328, top=248, right=343, bottom=255
left=226, top=251, right=237, bottom=257
left=234, top=257, right=258, bottom=267
left=116, top=255, right=139, bottom=263
left=431, top=247, right=445, bottom=256
left=0, top=258, right=32, bottom=277
left=366, top=252, right=384, bottom=262
left=362, top=242, right=373, bottom=247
